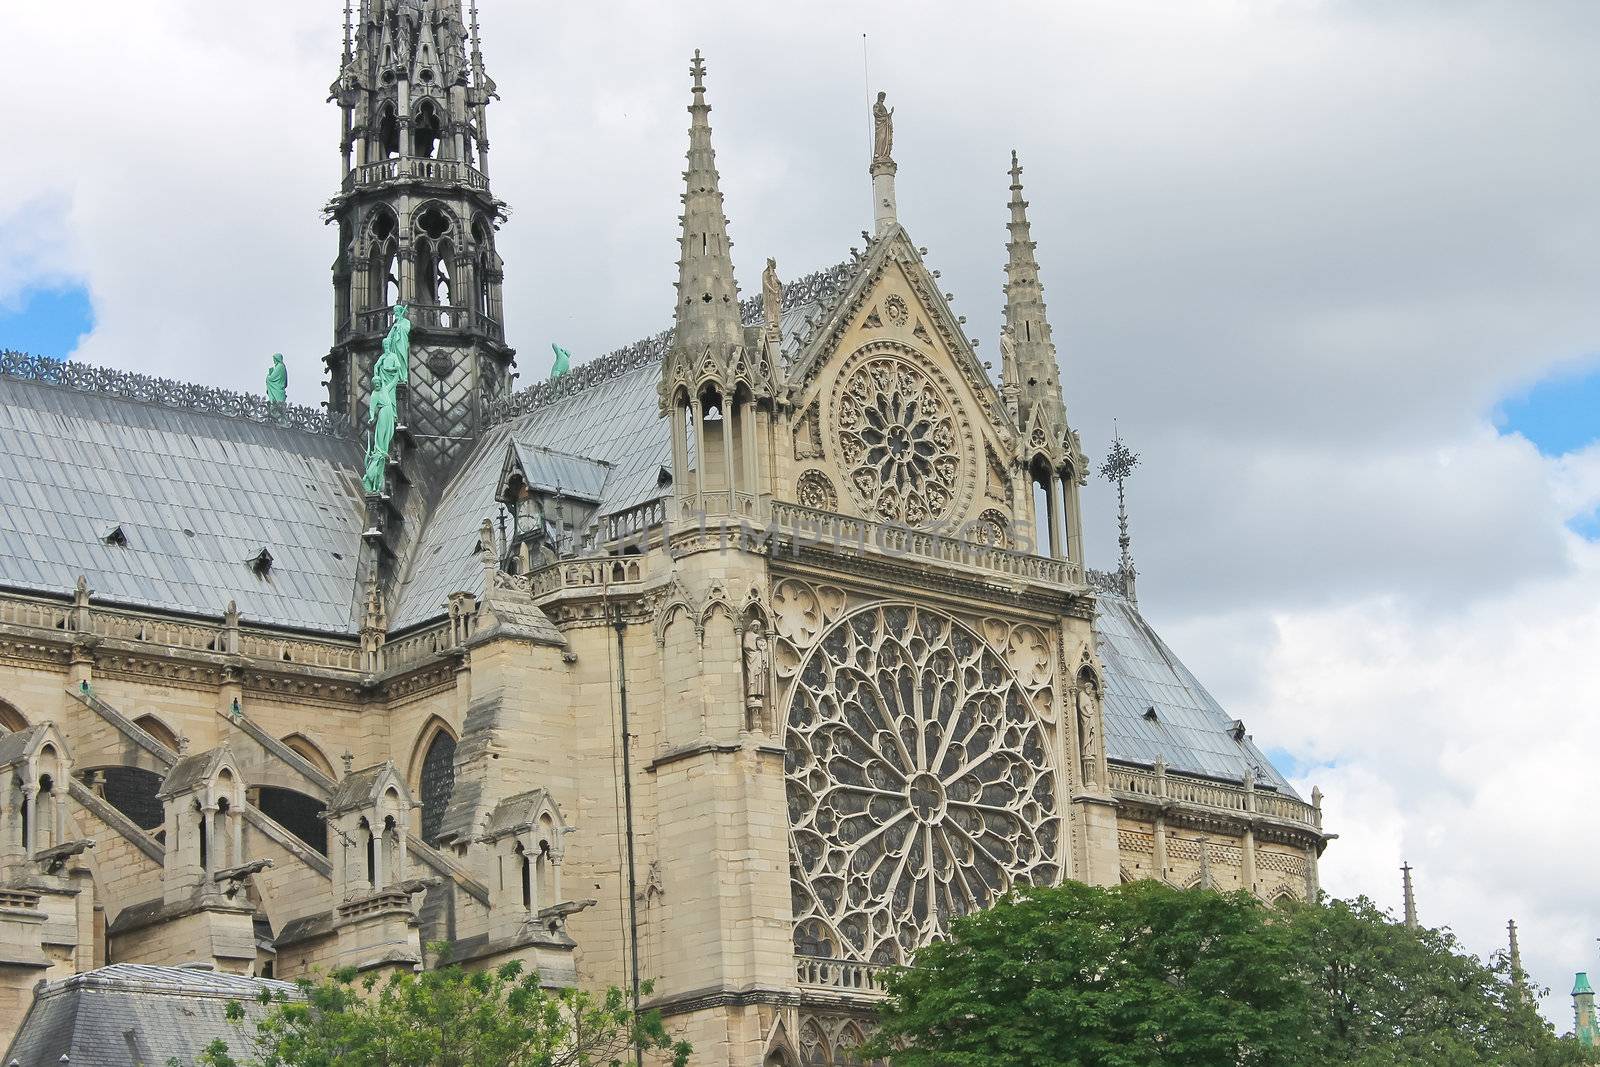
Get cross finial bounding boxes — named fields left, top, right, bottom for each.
left=690, top=49, right=706, bottom=91
left=1100, top=423, right=1140, bottom=591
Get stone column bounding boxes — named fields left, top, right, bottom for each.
left=692, top=397, right=707, bottom=507
left=721, top=396, right=737, bottom=509
left=1046, top=479, right=1064, bottom=559
left=871, top=160, right=898, bottom=238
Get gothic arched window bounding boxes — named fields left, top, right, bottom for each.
left=413, top=100, right=442, bottom=159
left=415, top=723, right=457, bottom=847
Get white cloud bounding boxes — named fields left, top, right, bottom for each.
left=7, top=0, right=1600, bottom=1031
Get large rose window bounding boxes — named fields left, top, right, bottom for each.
left=786, top=605, right=1061, bottom=965
left=836, top=357, right=961, bottom=527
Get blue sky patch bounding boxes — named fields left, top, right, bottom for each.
left=1496, top=362, right=1600, bottom=458
left=1265, top=746, right=1338, bottom=782
left=0, top=284, right=94, bottom=358
left=1568, top=508, right=1600, bottom=542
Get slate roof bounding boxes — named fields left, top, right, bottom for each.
left=0, top=267, right=1296, bottom=795
left=2, top=963, right=304, bottom=1066
left=1095, top=588, right=1297, bottom=794
left=0, top=370, right=365, bottom=633
left=388, top=266, right=846, bottom=628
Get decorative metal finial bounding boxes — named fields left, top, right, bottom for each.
left=1100, top=424, right=1140, bottom=591
left=690, top=49, right=706, bottom=91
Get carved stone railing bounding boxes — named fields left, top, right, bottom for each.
left=89, top=606, right=226, bottom=654
left=601, top=499, right=666, bottom=545
left=768, top=502, right=1082, bottom=588
left=1108, top=763, right=1319, bottom=831
left=236, top=631, right=362, bottom=672
left=0, top=350, right=351, bottom=438
left=526, top=555, right=651, bottom=600
left=346, top=305, right=503, bottom=343
left=795, top=955, right=887, bottom=996
left=342, top=156, right=490, bottom=193
left=0, top=595, right=72, bottom=632
left=378, top=620, right=458, bottom=673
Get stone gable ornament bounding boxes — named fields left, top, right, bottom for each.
left=872, top=91, right=894, bottom=165
left=762, top=258, right=783, bottom=334
left=265, top=353, right=288, bottom=406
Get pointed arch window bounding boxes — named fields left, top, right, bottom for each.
left=413, top=99, right=443, bottom=159
left=412, top=721, right=458, bottom=847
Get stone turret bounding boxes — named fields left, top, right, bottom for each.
left=659, top=50, right=773, bottom=521
left=323, top=761, right=429, bottom=974
left=106, top=745, right=259, bottom=973
left=1002, top=150, right=1085, bottom=562
left=325, top=0, right=515, bottom=483
left=1576, top=972, right=1599, bottom=1047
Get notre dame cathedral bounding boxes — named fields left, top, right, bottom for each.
left=0, top=2, right=1328, bottom=1063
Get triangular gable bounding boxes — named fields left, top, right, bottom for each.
left=784, top=223, right=1014, bottom=445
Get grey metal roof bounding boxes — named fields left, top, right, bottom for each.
left=1094, top=589, right=1297, bottom=795
left=506, top=443, right=612, bottom=502
left=0, top=374, right=366, bottom=633
left=391, top=263, right=852, bottom=629
left=2, top=963, right=304, bottom=1066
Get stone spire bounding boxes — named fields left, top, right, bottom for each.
left=675, top=49, right=744, bottom=356
left=660, top=49, right=771, bottom=420
left=1401, top=861, right=1418, bottom=930
left=1003, top=150, right=1072, bottom=450
left=325, top=0, right=514, bottom=485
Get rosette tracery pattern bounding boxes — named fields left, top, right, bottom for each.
left=836, top=357, right=960, bottom=527
left=786, top=605, right=1061, bottom=965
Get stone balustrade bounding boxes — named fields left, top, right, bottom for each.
left=795, top=955, right=887, bottom=996
left=341, top=156, right=490, bottom=193
left=1107, top=763, right=1319, bottom=830
left=768, top=501, right=1082, bottom=588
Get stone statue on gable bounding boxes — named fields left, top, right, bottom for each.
left=872, top=91, right=894, bottom=165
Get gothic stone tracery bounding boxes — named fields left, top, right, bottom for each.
left=785, top=603, right=1062, bottom=966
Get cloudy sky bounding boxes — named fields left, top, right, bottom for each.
left=4, top=0, right=1599, bottom=1028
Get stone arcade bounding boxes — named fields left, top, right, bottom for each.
left=0, top=3, right=1329, bottom=1063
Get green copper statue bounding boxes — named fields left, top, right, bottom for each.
left=266, top=353, right=288, bottom=406
left=362, top=304, right=410, bottom=495
left=550, top=343, right=571, bottom=381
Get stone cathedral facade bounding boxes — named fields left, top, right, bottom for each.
left=0, top=3, right=1329, bottom=1063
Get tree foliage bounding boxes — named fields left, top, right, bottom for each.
left=863, top=880, right=1595, bottom=1067
left=188, top=953, right=690, bottom=1067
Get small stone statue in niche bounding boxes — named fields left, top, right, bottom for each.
left=1076, top=680, right=1102, bottom=786
left=742, top=619, right=771, bottom=732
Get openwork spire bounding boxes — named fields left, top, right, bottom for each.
left=1100, top=428, right=1139, bottom=598
left=673, top=50, right=744, bottom=356
left=1003, top=150, right=1073, bottom=468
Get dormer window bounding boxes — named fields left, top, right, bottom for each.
left=249, top=548, right=273, bottom=578
left=102, top=524, right=128, bottom=547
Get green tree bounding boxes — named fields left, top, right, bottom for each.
left=1284, top=895, right=1594, bottom=1067
left=863, top=880, right=1311, bottom=1067
left=195, top=956, right=691, bottom=1067
left=864, top=882, right=1595, bottom=1067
